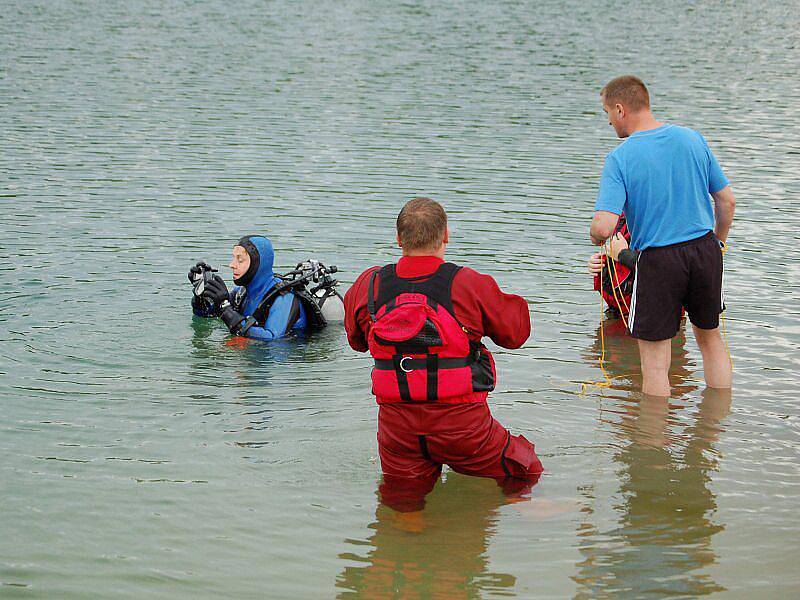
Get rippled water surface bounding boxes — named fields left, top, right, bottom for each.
left=2, top=1, right=799, bottom=598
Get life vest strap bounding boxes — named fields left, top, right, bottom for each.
left=373, top=351, right=479, bottom=372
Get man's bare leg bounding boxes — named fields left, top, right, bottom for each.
left=637, top=338, right=672, bottom=396
left=692, top=325, right=733, bottom=388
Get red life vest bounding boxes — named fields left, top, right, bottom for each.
left=367, top=262, right=495, bottom=404
left=593, top=215, right=634, bottom=315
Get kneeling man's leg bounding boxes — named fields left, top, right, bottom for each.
left=431, top=404, right=543, bottom=482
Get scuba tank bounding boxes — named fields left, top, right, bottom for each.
left=314, top=286, right=345, bottom=322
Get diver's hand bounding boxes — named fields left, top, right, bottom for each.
left=202, top=274, right=230, bottom=305
left=191, top=293, right=215, bottom=316
left=588, top=252, right=604, bottom=275
left=608, top=232, right=629, bottom=262
left=219, top=304, right=247, bottom=334
left=188, top=261, right=213, bottom=283
left=202, top=275, right=245, bottom=334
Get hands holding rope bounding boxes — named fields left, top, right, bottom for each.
left=587, top=232, right=628, bottom=275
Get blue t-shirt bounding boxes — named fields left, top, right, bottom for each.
left=595, top=124, right=729, bottom=250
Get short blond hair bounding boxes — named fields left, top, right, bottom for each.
left=396, top=197, right=447, bottom=252
left=601, top=75, right=650, bottom=111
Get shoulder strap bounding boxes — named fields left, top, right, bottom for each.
left=367, top=268, right=380, bottom=321
left=369, top=262, right=462, bottom=317
left=437, top=262, right=461, bottom=288
left=284, top=294, right=303, bottom=333
left=415, top=262, right=461, bottom=314
left=250, top=280, right=295, bottom=327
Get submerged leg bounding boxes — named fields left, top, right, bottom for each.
left=692, top=325, right=733, bottom=389
left=437, top=407, right=544, bottom=483
left=637, top=338, right=672, bottom=397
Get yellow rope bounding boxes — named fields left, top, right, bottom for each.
left=580, top=244, right=614, bottom=396
left=605, top=244, right=630, bottom=331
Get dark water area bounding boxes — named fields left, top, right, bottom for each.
left=2, top=0, right=799, bottom=597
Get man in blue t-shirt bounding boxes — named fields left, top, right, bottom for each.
left=589, top=76, right=736, bottom=397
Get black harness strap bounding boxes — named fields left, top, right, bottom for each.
left=242, top=277, right=329, bottom=334
left=367, top=269, right=379, bottom=321
left=250, top=280, right=294, bottom=326
left=373, top=262, right=461, bottom=316
left=393, top=354, right=413, bottom=402
left=374, top=351, right=479, bottom=371
left=284, top=295, right=302, bottom=332
left=426, top=354, right=439, bottom=400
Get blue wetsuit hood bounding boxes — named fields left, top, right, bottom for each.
left=234, top=235, right=281, bottom=316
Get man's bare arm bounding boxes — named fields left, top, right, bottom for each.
left=589, top=211, right=621, bottom=246
left=711, top=185, right=735, bottom=243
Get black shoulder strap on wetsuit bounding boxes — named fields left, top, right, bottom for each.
left=283, top=294, right=303, bottom=333
left=250, top=281, right=292, bottom=327
left=239, top=280, right=301, bottom=334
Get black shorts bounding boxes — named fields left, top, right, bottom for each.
left=629, top=232, right=724, bottom=341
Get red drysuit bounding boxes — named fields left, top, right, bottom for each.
left=344, top=255, right=543, bottom=494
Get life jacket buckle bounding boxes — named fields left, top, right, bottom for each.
left=399, top=356, right=413, bottom=373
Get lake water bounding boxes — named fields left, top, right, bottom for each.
left=2, top=1, right=799, bottom=597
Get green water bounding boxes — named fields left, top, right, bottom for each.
left=2, top=1, right=799, bottom=598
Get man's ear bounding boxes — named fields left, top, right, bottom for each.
left=615, top=103, right=625, bottom=118
left=397, top=233, right=402, bottom=248
left=443, top=227, right=449, bottom=244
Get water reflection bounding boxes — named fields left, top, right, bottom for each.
left=336, top=473, right=536, bottom=598
left=189, top=318, right=344, bottom=385
left=187, top=319, right=345, bottom=433
left=575, top=325, right=732, bottom=597
left=190, top=318, right=343, bottom=367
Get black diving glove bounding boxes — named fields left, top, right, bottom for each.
left=188, top=261, right=213, bottom=284
left=202, top=274, right=230, bottom=305
left=191, top=294, right=214, bottom=315
left=202, top=275, right=247, bottom=334
left=218, top=303, right=247, bottom=334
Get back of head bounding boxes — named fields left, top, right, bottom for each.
left=396, top=197, right=447, bottom=254
left=601, top=75, right=650, bottom=111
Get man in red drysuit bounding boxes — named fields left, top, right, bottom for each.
left=344, top=197, right=543, bottom=508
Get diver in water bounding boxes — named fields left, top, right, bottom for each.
left=188, top=234, right=344, bottom=340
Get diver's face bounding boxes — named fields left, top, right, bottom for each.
left=230, top=245, right=251, bottom=280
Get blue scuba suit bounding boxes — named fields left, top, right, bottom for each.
left=192, top=236, right=307, bottom=340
